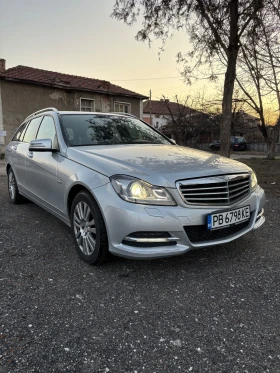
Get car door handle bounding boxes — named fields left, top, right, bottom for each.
left=27, top=151, right=33, bottom=159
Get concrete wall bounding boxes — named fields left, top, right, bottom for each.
left=0, top=80, right=143, bottom=149
left=0, top=82, right=4, bottom=147
left=247, top=143, right=280, bottom=153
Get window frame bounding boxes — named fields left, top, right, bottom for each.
left=80, top=98, right=95, bottom=112
left=114, top=101, right=131, bottom=114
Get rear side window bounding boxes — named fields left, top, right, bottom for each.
left=19, top=121, right=30, bottom=141
left=12, top=123, right=26, bottom=142
left=36, top=116, right=56, bottom=143
left=12, top=122, right=28, bottom=141
left=23, top=117, right=42, bottom=143
left=233, top=137, right=246, bottom=144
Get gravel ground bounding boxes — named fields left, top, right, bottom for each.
left=0, top=172, right=280, bottom=373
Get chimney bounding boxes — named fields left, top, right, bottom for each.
left=0, top=59, right=6, bottom=73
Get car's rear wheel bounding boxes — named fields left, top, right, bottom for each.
left=8, top=168, right=23, bottom=204
left=70, top=190, right=110, bottom=265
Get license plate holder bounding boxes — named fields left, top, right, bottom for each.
left=207, top=205, right=251, bottom=231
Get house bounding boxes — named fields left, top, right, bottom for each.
left=143, top=99, right=215, bottom=144
left=143, top=99, right=268, bottom=146
left=0, top=59, right=148, bottom=152
left=143, top=99, right=194, bottom=130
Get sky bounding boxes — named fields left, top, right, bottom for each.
left=0, top=0, right=219, bottom=101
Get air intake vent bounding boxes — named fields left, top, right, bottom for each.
left=184, top=214, right=252, bottom=243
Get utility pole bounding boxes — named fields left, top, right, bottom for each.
left=149, top=89, right=152, bottom=126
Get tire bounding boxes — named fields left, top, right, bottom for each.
left=8, top=168, right=23, bottom=204
left=70, top=190, right=110, bottom=265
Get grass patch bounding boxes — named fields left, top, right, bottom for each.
left=237, top=158, right=280, bottom=195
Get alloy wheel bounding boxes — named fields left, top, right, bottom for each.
left=73, top=201, right=96, bottom=256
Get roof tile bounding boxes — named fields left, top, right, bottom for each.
left=0, top=65, right=148, bottom=99
left=143, top=100, right=193, bottom=115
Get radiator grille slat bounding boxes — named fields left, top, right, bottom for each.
left=229, top=183, right=250, bottom=194
left=178, top=174, right=250, bottom=205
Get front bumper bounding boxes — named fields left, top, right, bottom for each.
left=93, top=183, right=266, bottom=259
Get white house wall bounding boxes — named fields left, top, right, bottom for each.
left=143, top=113, right=170, bottom=129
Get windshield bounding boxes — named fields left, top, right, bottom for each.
left=60, top=114, right=171, bottom=146
left=231, top=137, right=246, bottom=144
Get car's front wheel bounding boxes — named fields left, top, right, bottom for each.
left=8, top=168, right=23, bottom=204
left=70, top=190, right=110, bottom=265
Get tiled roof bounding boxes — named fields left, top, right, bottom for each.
left=143, top=100, right=195, bottom=115
left=0, top=65, right=148, bottom=99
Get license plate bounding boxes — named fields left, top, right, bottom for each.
left=207, top=205, right=250, bottom=230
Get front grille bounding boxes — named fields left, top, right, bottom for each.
left=178, top=174, right=250, bottom=206
left=184, top=216, right=251, bottom=243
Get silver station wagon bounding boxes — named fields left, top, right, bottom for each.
left=6, top=108, right=266, bottom=264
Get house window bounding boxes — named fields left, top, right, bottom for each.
left=155, top=115, right=160, bottom=118
left=114, top=102, right=131, bottom=114
left=155, top=122, right=159, bottom=128
left=80, top=98, right=94, bottom=112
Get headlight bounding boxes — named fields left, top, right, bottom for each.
left=110, top=175, right=176, bottom=206
left=251, top=171, right=258, bottom=191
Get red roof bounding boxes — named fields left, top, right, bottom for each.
left=0, top=65, right=148, bottom=99
left=143, top=100, right=194, bottom=115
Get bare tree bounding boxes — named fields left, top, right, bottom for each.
left=235, top=3, right=280, bottom=159
left=112, top=0, right=264, bottom=157
left=160, top=95, right=219, bottom=146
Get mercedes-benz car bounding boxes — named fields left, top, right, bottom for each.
left=5, top=108, right=265, bottom=264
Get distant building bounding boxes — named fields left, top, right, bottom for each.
left=143, top=99, right=192, bottom=130
left=0, top=59, right=148, bottom=151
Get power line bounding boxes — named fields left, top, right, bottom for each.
left=110, top=76, right=182, bottom=82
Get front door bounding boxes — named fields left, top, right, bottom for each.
left=24, top=115, right=62, bottom=212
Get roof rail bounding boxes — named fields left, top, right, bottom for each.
left=25, top=107, right=58, bottom=121
left=110, top=112, right=138, bottom=119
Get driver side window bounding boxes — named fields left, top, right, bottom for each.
left=23, top=117, right=42, bottom=143
left=36, top=116, right=56, bottom=144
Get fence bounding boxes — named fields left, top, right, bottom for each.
left=193, top=143, right=280, bottom=153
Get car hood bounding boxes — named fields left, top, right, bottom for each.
left=66, top=144, right=251, bottom=188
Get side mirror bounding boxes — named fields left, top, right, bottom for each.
left=29, top=139, right=54, bottom=152
left=169, top=139, right=177, bottom=145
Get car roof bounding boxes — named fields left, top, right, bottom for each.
left=58, top=111, right=128, bottom=115
left=24, top=108, right=136, bottom=122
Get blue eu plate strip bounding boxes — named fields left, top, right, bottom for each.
left=207, top=215, right=212, bottom=229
